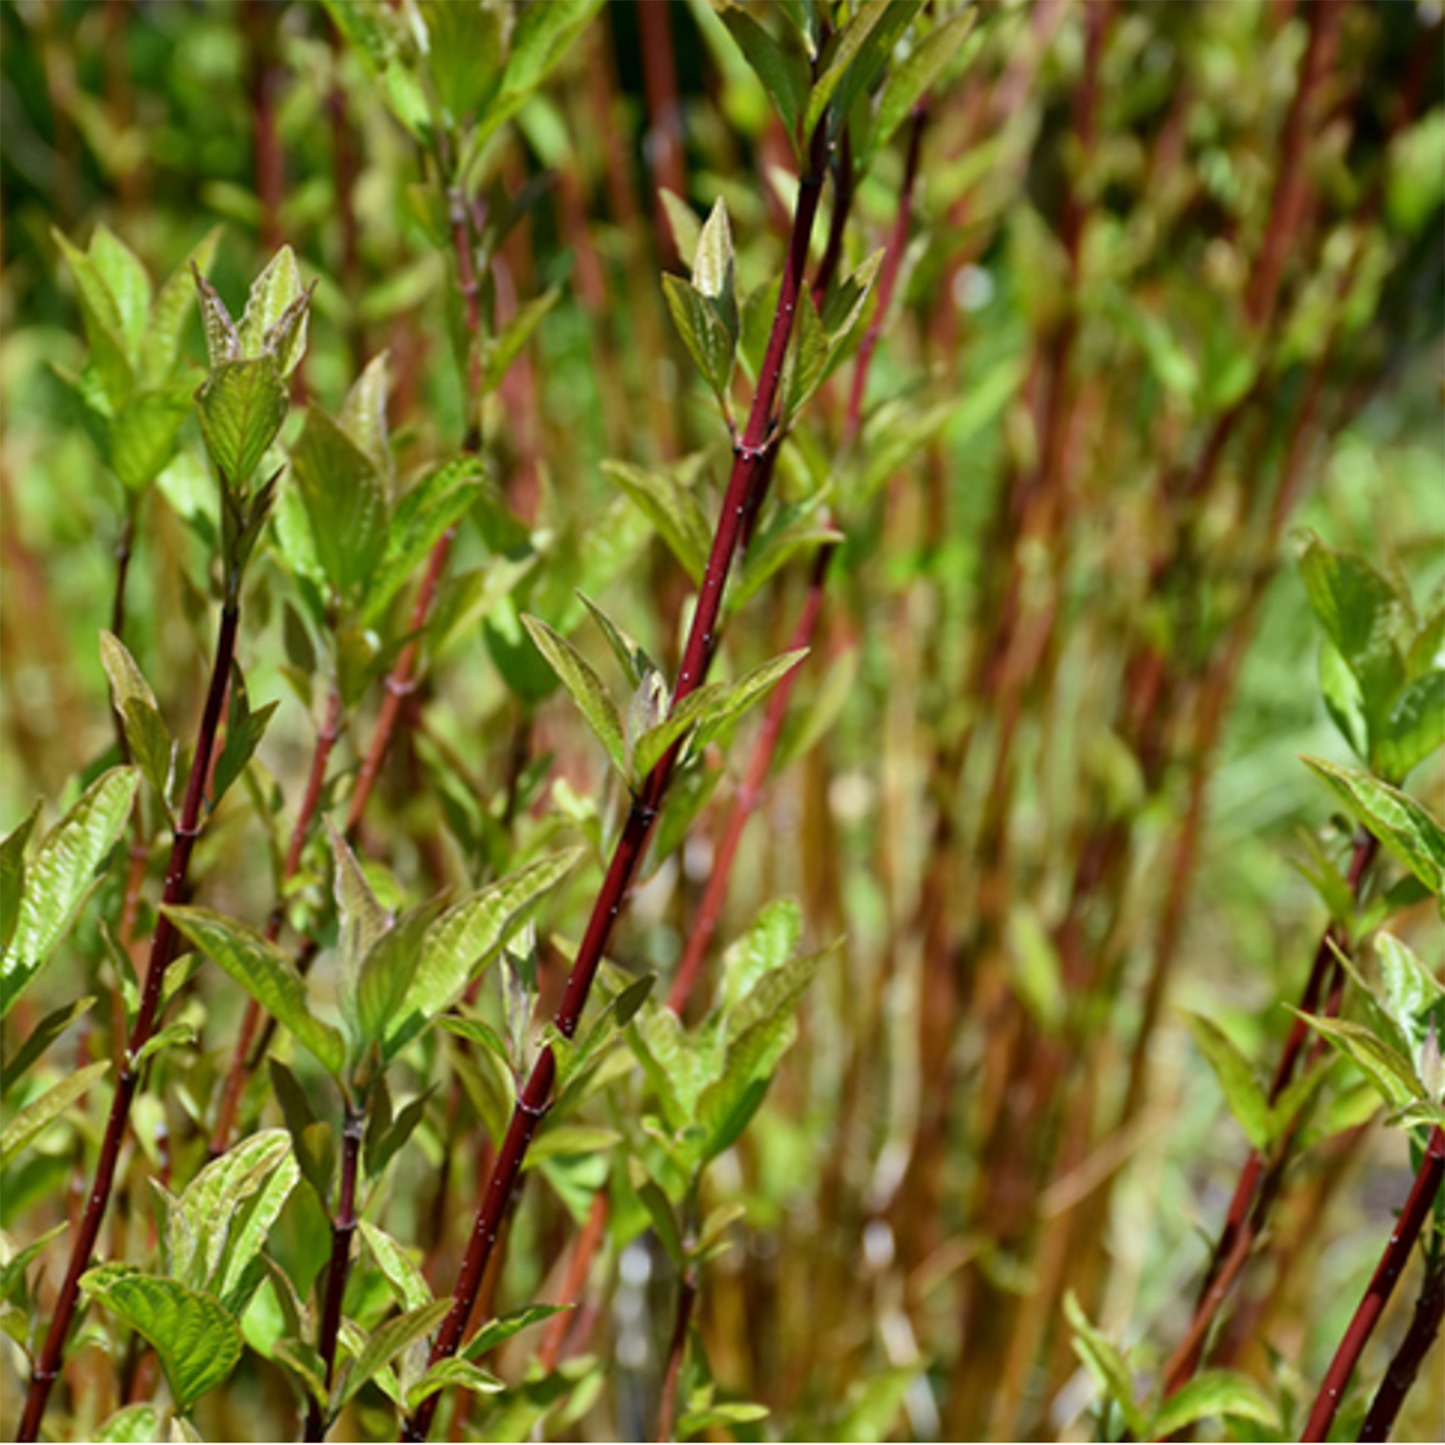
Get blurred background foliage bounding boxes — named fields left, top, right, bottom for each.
left=2, top=0, right=1443, bottom=1440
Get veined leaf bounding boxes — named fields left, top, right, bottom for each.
left=1, top=768, right=139, bottom=1018
left=357, top=901, right=442, bottom=1060
left=0, top=1060, right=109, bottom=1166
left=143, top=228, right=221, bottom=385
left=338, top=350, right=394, bottom=485
left=1294, top=1011, right=1425, bottom=1110
left=80, top=1265, right=243, bottom=1410
left=1, top=805, right=40, bottom=959
left=237, top=246, right=307, bottom=371
left=405, top=1357, right=505, bottom=1410
left=291, top=407, right=388, bottom=602
left=578, top=591, right=658, bottom=689
left=692, top=199, right=739, bottom=343
left=522, top=615, right=629, bottom=778
left=162, top=906, right=345, bottom=1075
left=693, top=649, right=810, bottom=752
left=385, top=850, right=582, bottom=1061
left=110, top=387, right=195, bottom=492
left=53, top=227, right=137, bottom=406
left=631, top=682, right=729, bottom=783
left=1379, top=669, right=1445, bottom=783
left=1301, top=755, right=1445, bottom=898
left=1153, top=1370, right=1280, bottom=1436
left=661, top=273, right=736, bottom=407
left=806, top=0, right=922, bottom=140
left=713, top=2, right=809, bottom=143
left=93, top=1404, right=161, bottom=1443
left=602, top=459, right=712, bottom=586
left=459, top=1301, right=569, bottom=1364
left=1184, top=1013, right=1269, bottom=1151
left=334, top=1298, right=453, bottom=1409
left=195, top=357, right=289, bottom=490
left=100, top=630, right=175, bottom=805
left=359, top=1220, right=432, bottom=1312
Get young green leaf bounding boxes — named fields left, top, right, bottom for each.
left=210, top=662, right=279, bottom=807
left=578, top=591, right=658, bottom=689
left=108, top=387, right=196, bottom=492
left=405, top=1357, right=505, bottom=1410
left=80, top=1265, right=244, bottom=1410
left=1062, top=1291, right=1148, bottom=1438
left=692, top=649, right=810, bottom=753
left=692, top=199, right=740, bottom=344
left=659, top=189, right=703, bottom=268
left=713, top=2, right=809, bottom=143
left=356, top=902, right=443, bottom=1062
left=1, top=767, right=139, bottom=1018
left=1, top=995, right=95, bottom=1101
left=237, top=246, right=308, bottom=372
left=861, top=7, right=975, bottom=167
left=359, top=1220, right=433, bottom=1312
left=385, top=849, right=583, bottom=1061
left=195, top=357, right=289, bottom=491
left=1, top=805, right=39, bottom=960
left=1301, top=755, right=1445, bottom=898
left=1294, top=1012, right=1425, bottom=1110
left=1184, top=1013, right=1271, bottom=1152
left=93, top=1404, right=161, bottom=1443
left=630, top=682, right=729, bottom=783
left=483, top=287, right=561, bottom=394
left=334, top=1298, right=453, bottom=1409
left=661, top=274, right=737, bottom=408
left=1151, top=1370, right=1280, bottom=1436
left=143, top=228, right=221, bottom=385
left=0, top=1060, right=109, bottom=1166
left=291, top=407, right=389, bottom=603
left=1378, top=669, right=1445, bottom=783
left=162, top=906, right=346, bottom=1076
left=522, top=615, right=629, bottom=779
left=53, top=226, right=137, bottom=406
left=805, top=0, right=922, bottom=141
left=602, top=459, right=713, bottom=586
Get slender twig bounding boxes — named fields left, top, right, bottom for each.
left=1162, top=830, right=1378, bottom=1394
left=401, top=120, right=831, bottom=1445
left=18, top=601, right=241, bottom=1443
left=1301, top=1126, right=1445, bottom=1442
left=306, top=1102, right=365, bottom=1443
left=655, top=1268, right=698, bottom=1443
left=1359, top=1239, right=1445, bottom=1441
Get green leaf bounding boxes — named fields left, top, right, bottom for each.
left=679, top=1402, right=771, bottom=1439
left=143, top=228, right=221, bottom=384
left=522, top=615, right=629, bottom=778
left=692, top=199, right=739, bottom=344
left=1301, top=756, right=1445, bottom=898
left=659, top=190, right=703, bottom=268
left=693, top=649, right=810, bottom=752
left=720, top=900, right=801, bottom=1014
left=386, top=850, right=582, bottom=1061
left=359, top=459, right=479, bottom=624
left=338, top=350, right=394, bottom=482
left=1378, top=670, right=1445, bottom=783
left=713, top=3, right=809, bottom=142
left=782, top=286, right=829, bottom=423
left=631, top=682, right=729, bottom=783
left=1153, top=1369, right=1279, bottom=1435
left=1299, top=537, right=1408, bottom=748
left=527, top=1122, right=622, bottom=1165
left=80, top=1264, right=243, bottom=1410
left=1, top=995, right=95, bottom=1101
left=133, top=1021, right=195, bottom=1068
left=1184, top=1013, right=1270, bottom=1152
left=628, top=1005, right=714, bottom=1135
left=110, top=387, right=195, bottom=491
left=627, top=1161, right=687, bottom=1269
left=406, top=1357, right=505, bottom=1411
left=335, top=1298, right=453, bottom=1409
left=483, top=288, right=561, bottom=394
left=0, top=1060, right=108, bottom=1166
left=1376, top=932, right=1445, bottom=1049
left=832, top=1369, right=914, bottom=1443
left=1, top=767, right=139, bottom=1018
left=577, top=591, right=657, bottom=689
left=291, top=407, right=388, bottom=602
left=661, top=274, right=736, bottom=406
left=1319, top=638, right=1368, bottom=761
left=1, top=805, right=40, bottom=958
left=1295, top=1012, right=1425, bottom=1110
left=191, top=265, right=239, bottom=370
left=86, top=227, right=150, bottom=358
left=237, top=246, right=308, bottom=373
left=94, top=1404, right=161, bottom=1443
left=195, top=357, right=288, bottom=490
left=1062, top=1291, right=1148, bottom=1438
left=359, top=1220, right=433, bottom=1312
left=439, top=1015, right=513, bottom=1065
left=806, top=0, right=922, bottom=141
left=357, top=902, right=442, bottom=1060
left=602, top=459, right=713, bottom=586
left=211, top=662, right=279, bottom=808
left=53, top=227, right=137, bottom=406
left=863, top=8, right=974, bottom=167
left=421, top=0, right=503, bottom=126
left=162, top=906, right=345, bottom=1075
left=100, top=630, right=175, bottom=805
left=459, top=1302, right=569, bottom=1363
left=366, top=1085, right=434, bottom=1179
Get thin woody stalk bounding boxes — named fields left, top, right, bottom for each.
left=17, top=600, right=242, bottom=1444
left=1360, top=1240, right=1445, bottom=1441
left=401, top=121, right=831, bottom=1445
left=305, top=1103, right=365, bottom=1443
left=1162, top=829, right=1378, bottom=1395
left=1301, top=1125, right=1445, bottom=1442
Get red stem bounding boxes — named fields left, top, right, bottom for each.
left=1302, top=1125, right=1445, bottom=1442
left=1359, top=1240, right=1445, bottom=1441
left=401, top=121, right=830, bottom=1445
left=306, top=1103, right=364, bottom=1442
left=655, top=1270, right=698, bottom=1443
left=18, top=602, right=240, bottom=1444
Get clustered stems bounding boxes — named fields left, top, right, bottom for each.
left=1301, top=1125, right=1445, bottom=1442
left=1360, top=1240, right=1445, bottom=1441
left=18, top=601, right=241, bottom=1444
left=210, top=685, right=343, bottom=1156
left=401, top=123, right=830, bottom=1445
left=305, top=1103, right=365, bottom=1443
left=1163, top=829, right=1379, bottom=1396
